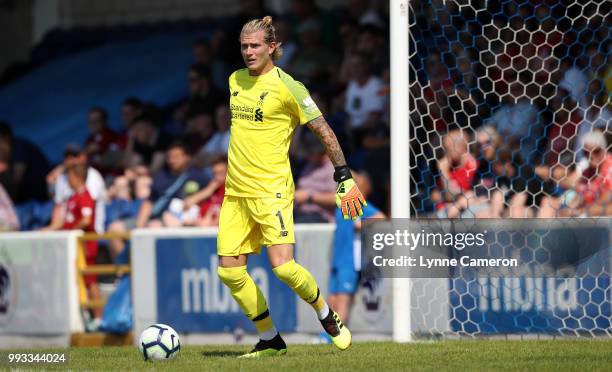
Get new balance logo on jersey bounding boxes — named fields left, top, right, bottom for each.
left=254, top=108, right=264, bottom=122
left=232, top=91, right=239, bottom=96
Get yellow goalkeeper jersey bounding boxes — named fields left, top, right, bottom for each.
left=225, top=66, right=322, bottom=199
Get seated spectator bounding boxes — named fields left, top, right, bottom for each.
left=131, top=167, right=153, bottom=201
left=121, top=97, right=144, bottom=134
left=123, top=113, right=168, bottom=173
left=105, top=173, right=150, bottom=231
left=163, top=155, right=227, bottom=227
left=436, top=128, right=505, bottom=219
left=354, top=24, right=388, bottom=75
left=542, top=161, right=581, bottom=217
left=496, top=150, right=556, bottom=219
left=203, top=32, right=233, bottom=93
left=169, top=65, right=221, bottom=132
left=559, top=67, right=588, bottom=107
left=192, top=39, right=213, bottom=74
left=546, top=88, right=582, bottom=165
left=437, top=128, right=478, bottom=202
left=84, top=107, right=123, bottom=176
left=457, top=126, right=506, bottom=218
left=294, top=134, right=337, bottom=223
left=184, top=108, right=215, bottom=155
left=488, top=82, right=542, bottom=164
left=199, top=104, right=231, bottom=159
left=42, top=164, right=102, bottom=321
left=575, top=94, right=610, bottom=164
left=576, top=132, right=612, bottom=216
left=0, top=121, right=51, bottom=203
left=47, top=144, right=106, bottom=233
left=343, top=53, right=385, bottom=148
left=0, top=183, right=19, bottom=231
left=108, top=141, right=210, bottom=257
left=115, top=97, right=144, bottom=148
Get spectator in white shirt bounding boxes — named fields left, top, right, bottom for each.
left=46, top=144, right=106, bottom=233
left=344, top=53, right=384, bottom=129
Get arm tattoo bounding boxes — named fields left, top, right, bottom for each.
left=306, top=116, right=347, bottom=167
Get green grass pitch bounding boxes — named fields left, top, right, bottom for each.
left=4, top=340, right=612, bottom=371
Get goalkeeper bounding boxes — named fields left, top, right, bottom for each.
left=217, top=15, right=366, bottom=358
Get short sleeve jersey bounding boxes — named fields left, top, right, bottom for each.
left=63, top=189, right=95, bottom=231
left=226, top=66, right=322, bottom=199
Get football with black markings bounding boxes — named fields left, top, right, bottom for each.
left=138, top=324, right=181, bottom=361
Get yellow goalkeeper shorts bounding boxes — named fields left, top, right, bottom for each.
left=217, top=196, right=295, bottom=256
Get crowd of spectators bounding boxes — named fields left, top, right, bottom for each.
left=0, top=1, right=391, bottom=248
left=0, top=0, right=610, bottom=334
left=411, top=0, right=611, bottom=218
left=1, top=0, right=609, bottom=246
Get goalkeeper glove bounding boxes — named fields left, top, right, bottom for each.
left=334, top=166, right=367, bottom=220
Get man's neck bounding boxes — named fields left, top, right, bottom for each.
left=249, top=62, right=275, bottom=76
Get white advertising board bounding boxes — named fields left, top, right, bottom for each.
left=0, top=231, right=83, bottom=347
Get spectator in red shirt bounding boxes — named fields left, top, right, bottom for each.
left=437, top=128, right=478, bottom=195
left=43, top=164, right=102, bottom=319
left=577, top=131, right=612, bottom=216
left=434, top=128, right=479, bottom=218
left=85, top=107, right=122, bottom=175
left=63, top=165, right=96, bottom=231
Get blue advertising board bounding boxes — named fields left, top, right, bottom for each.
left=449, top=226, right=611, bottom=334
left=155, top=237, right=297, bottom=333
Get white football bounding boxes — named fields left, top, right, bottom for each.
left=138, top=324, right=181, bottom=361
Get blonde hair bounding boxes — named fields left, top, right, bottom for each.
left=240, top=16, right=283, bottom=61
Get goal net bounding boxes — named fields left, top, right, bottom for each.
left=405, top=0, right=611, bottom=338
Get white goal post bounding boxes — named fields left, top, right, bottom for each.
left=390, top=0, right=412, bottom=342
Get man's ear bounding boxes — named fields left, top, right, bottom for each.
left=268, top=42, right=276, bottom=56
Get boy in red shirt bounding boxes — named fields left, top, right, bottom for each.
left=44, top=164, right=102, bottom=321
left=66, top=164, right=102, bottom=321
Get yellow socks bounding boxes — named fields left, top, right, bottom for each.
left=272, top=259, right=330, bottom=319
left=217, top=265, right=277, bottom=340
left=218, top=260, right=331, bottom=340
